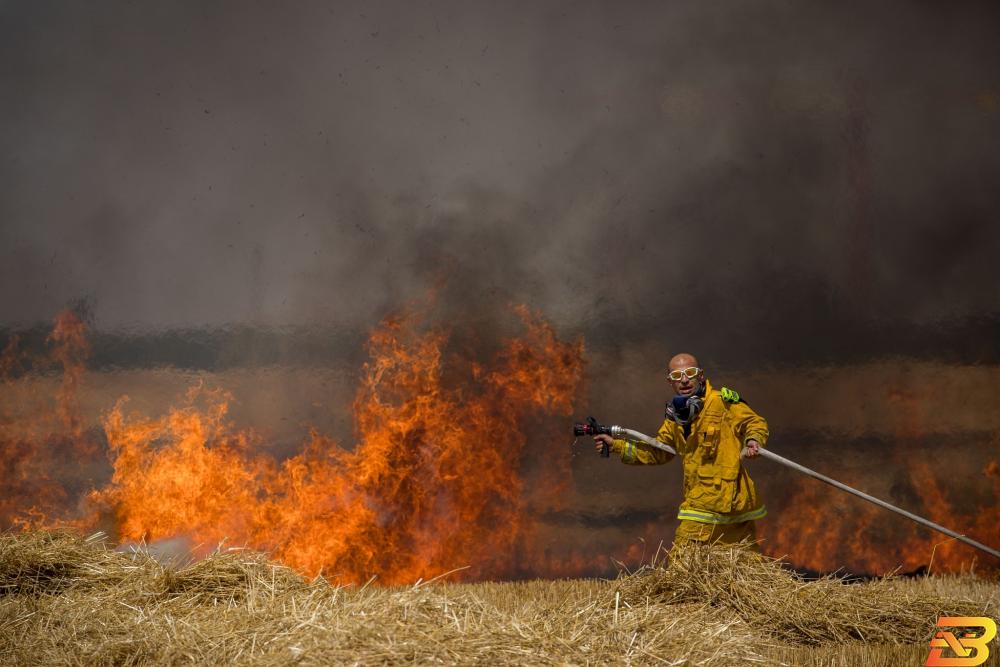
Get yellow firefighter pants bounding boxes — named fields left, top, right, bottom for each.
left=672, top=519, right=761, bottom=552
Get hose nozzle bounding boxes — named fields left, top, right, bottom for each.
left=573, top=416, right=616, bottom=457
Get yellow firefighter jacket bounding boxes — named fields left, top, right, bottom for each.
left=610, top=380, right=769, bottom=525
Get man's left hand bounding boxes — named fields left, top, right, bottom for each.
left=743, top=439, right=761, bottom=459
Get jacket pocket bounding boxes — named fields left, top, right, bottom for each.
left=698, top=423, right=721, bottom=461
left=687, top=463, right=740, bottom=513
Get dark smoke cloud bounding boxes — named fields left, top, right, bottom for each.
left=2, top=0, right=999, bottom=370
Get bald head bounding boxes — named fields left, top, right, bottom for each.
left=667, top=352, right=704, bottom=397
left=668, top=353, right=699, bottom=372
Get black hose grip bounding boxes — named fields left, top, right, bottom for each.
left=573, top=416, right=613, bottom=458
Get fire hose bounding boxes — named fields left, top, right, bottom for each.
left=574, top=417, right=1000, bottom=561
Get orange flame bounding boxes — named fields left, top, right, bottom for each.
left=84, top=305, right=584, bottom=583
left=46, top=311, right=90, bottom=441
left=758, top=456, right=999, bottom=575
left=1, top=311, right=94, bottom=528
left=758, top=388, right=999, bottom=575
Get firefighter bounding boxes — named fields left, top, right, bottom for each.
left=593, top=353, right=768, bottom=550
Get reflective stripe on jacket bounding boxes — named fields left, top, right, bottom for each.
left=611, top=379, right=769, bottom=524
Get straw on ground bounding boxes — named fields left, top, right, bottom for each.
left=0, top=530, right=996, bottom=666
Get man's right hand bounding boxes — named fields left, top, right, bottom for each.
left=593, top=434, right=614, bottom=455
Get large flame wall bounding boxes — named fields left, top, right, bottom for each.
left=2, top=311, right=998, bottom=582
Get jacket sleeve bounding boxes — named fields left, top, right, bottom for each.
left=729, top=400, right=769, bottom=446
left=610, top=419, right=676, bottom=465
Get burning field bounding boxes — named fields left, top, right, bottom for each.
left=2, top=310, right=998, bottom=582
left=1, top=310, right=999, bottom=664
left=5, top=2, right=1000, bottom=664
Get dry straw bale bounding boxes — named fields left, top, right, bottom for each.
left=1, top=530, right=996, bottom=666
left=158, top=549, right=308, bottom=604
left=0, top=530, right=157, bottom=596
left=615, top=541, right=985, bottom=646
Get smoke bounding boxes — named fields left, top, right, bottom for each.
left=1, top=1, right=999, bottom=575
left=2, top=1, right=999, bottom=349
